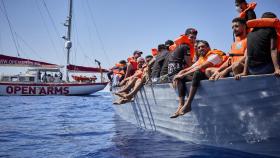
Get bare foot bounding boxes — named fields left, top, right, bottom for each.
left=178, top=106, right=192, bottom=116
left=118, top=98, right=129, bottom=104
left=123, top=94, right=133, bottom=100
left=113, top=100, right=121, bottom=105
left=170, top=105, right=183, bottom=119
left=114, top=92, right=126, bottom=97
left=170, top=113, right=180, bottom=118
left=113, top=98, right=128, bottom=105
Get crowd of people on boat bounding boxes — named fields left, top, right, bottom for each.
left=109, top=0, right=280, bottom=118
left=39, top=71, right=63, bottom=83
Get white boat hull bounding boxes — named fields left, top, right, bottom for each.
left=0, top=82, right=108, bottom=96
left=113, top=74, right=280, bottom=157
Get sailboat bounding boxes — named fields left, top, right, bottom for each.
left=0, top=0, right=108, bottom=96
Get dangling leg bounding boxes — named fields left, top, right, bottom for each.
left=179, top=70, right=205, bottom=115
left=170, top=78, right=186, bottom=118
left=179, top=86, right=197, bottom=115
left=122, top=78, right=145, bottom=100
left=115, top=77, right=137, bottom=96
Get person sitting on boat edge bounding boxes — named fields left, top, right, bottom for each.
left=114, top=54, right=156, bottom=104
left=142, top=54, right=155, bottom=83
left=208, top=17, right=247, bottom=80
left=167, top=28, right=198, bottom=82
left=124, top=50, right=143, bottom=79
left=107, top=60, right=127, bottom=89
left=235, top=0, right=256, bottom=21
left=158, top=40, right=174, bottom=81
left=151, top=44, right=170, bottom=82
left=246, top=15, right=280, bottom=54
left=170, top=40, right=225, bottom=118
left=235, top=12, right=280, bottom=79
left=113, top=57, right=146, bottom=103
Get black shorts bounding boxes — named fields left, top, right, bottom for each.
left=168, top=62, right=183, bottom=78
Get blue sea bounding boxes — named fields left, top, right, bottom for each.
left=0, top=92, right=278, bottom=158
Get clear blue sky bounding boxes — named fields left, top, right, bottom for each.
left=1, top=0, right=280, bottom=71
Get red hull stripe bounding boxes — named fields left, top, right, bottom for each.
left=0, top=82, right=108, bottom=86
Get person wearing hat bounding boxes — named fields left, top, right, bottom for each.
left=124, top=50, right=143, bottom=79
left=159, top=40, right=175, bottom=78
left=235, top=0, right=256, bottom=21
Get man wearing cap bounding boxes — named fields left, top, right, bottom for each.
left=124, top=50, right=143, bottom=78
left=159, top=40, right=175, bottom=78
left=167, top=28, right=197, bottom=79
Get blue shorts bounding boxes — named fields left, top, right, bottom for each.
left=248, top=63, right=274, bottom=75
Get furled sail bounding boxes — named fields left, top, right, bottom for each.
left=67, top=64, right=108, bottom=73
left=0, top=54, right=59, bottom=68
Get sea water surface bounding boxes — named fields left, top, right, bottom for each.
left=0, top=92, right=277, bottom=158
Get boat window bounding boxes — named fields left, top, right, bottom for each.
left=1, top=76, right=10, bottom=82
left=29, top=77, right=35, bottom=82
left=19, top=77, right=26, bottom=82
left=11, top=77, right=19, bottom=82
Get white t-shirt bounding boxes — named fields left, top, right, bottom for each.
left=191, top=54, right=222, bottom=68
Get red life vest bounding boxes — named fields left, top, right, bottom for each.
left=247, top=18, right=280, bottom=52
left=127, top=56, right=138, bottom=71
left=239, top=2, right=257, bottom=19
left=151, top=48, right=158, bottom=56
left=169, top=35, right=195, bottom=61
left=229, top=37, right=247, bottom=63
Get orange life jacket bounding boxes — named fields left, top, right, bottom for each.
left=196, top=49, right=225, bottom=72
left=239, top=2, right=257, bottom=19
left=229, top=37, right=247, bottom=63
left=169, top=35, right=195, bottom=61
left=115, top=63, right=126, bottom=67
left=113, top=69, right=125, bottom=77
left=247, top=18, right=280, bottom=52
left=127, top=56, right=138, bottom=70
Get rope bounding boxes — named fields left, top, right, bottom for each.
left=0, top=0, right=20, bottom=56
left=35, top=0, right=61, bottom=64
left=85, top=0, right=111, bottom=65
left=42, top=0, right=61, bottom=38
left=14, top=32, right=43, bottom=60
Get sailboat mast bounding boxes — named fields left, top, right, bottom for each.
left=64, top=0, right=73, bottom=82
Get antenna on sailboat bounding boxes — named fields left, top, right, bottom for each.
left=94, top=59, right=101, bottom=66
left=63, top=0, right=73, bottom=82
left=94, top=59, right=104, bottom=83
